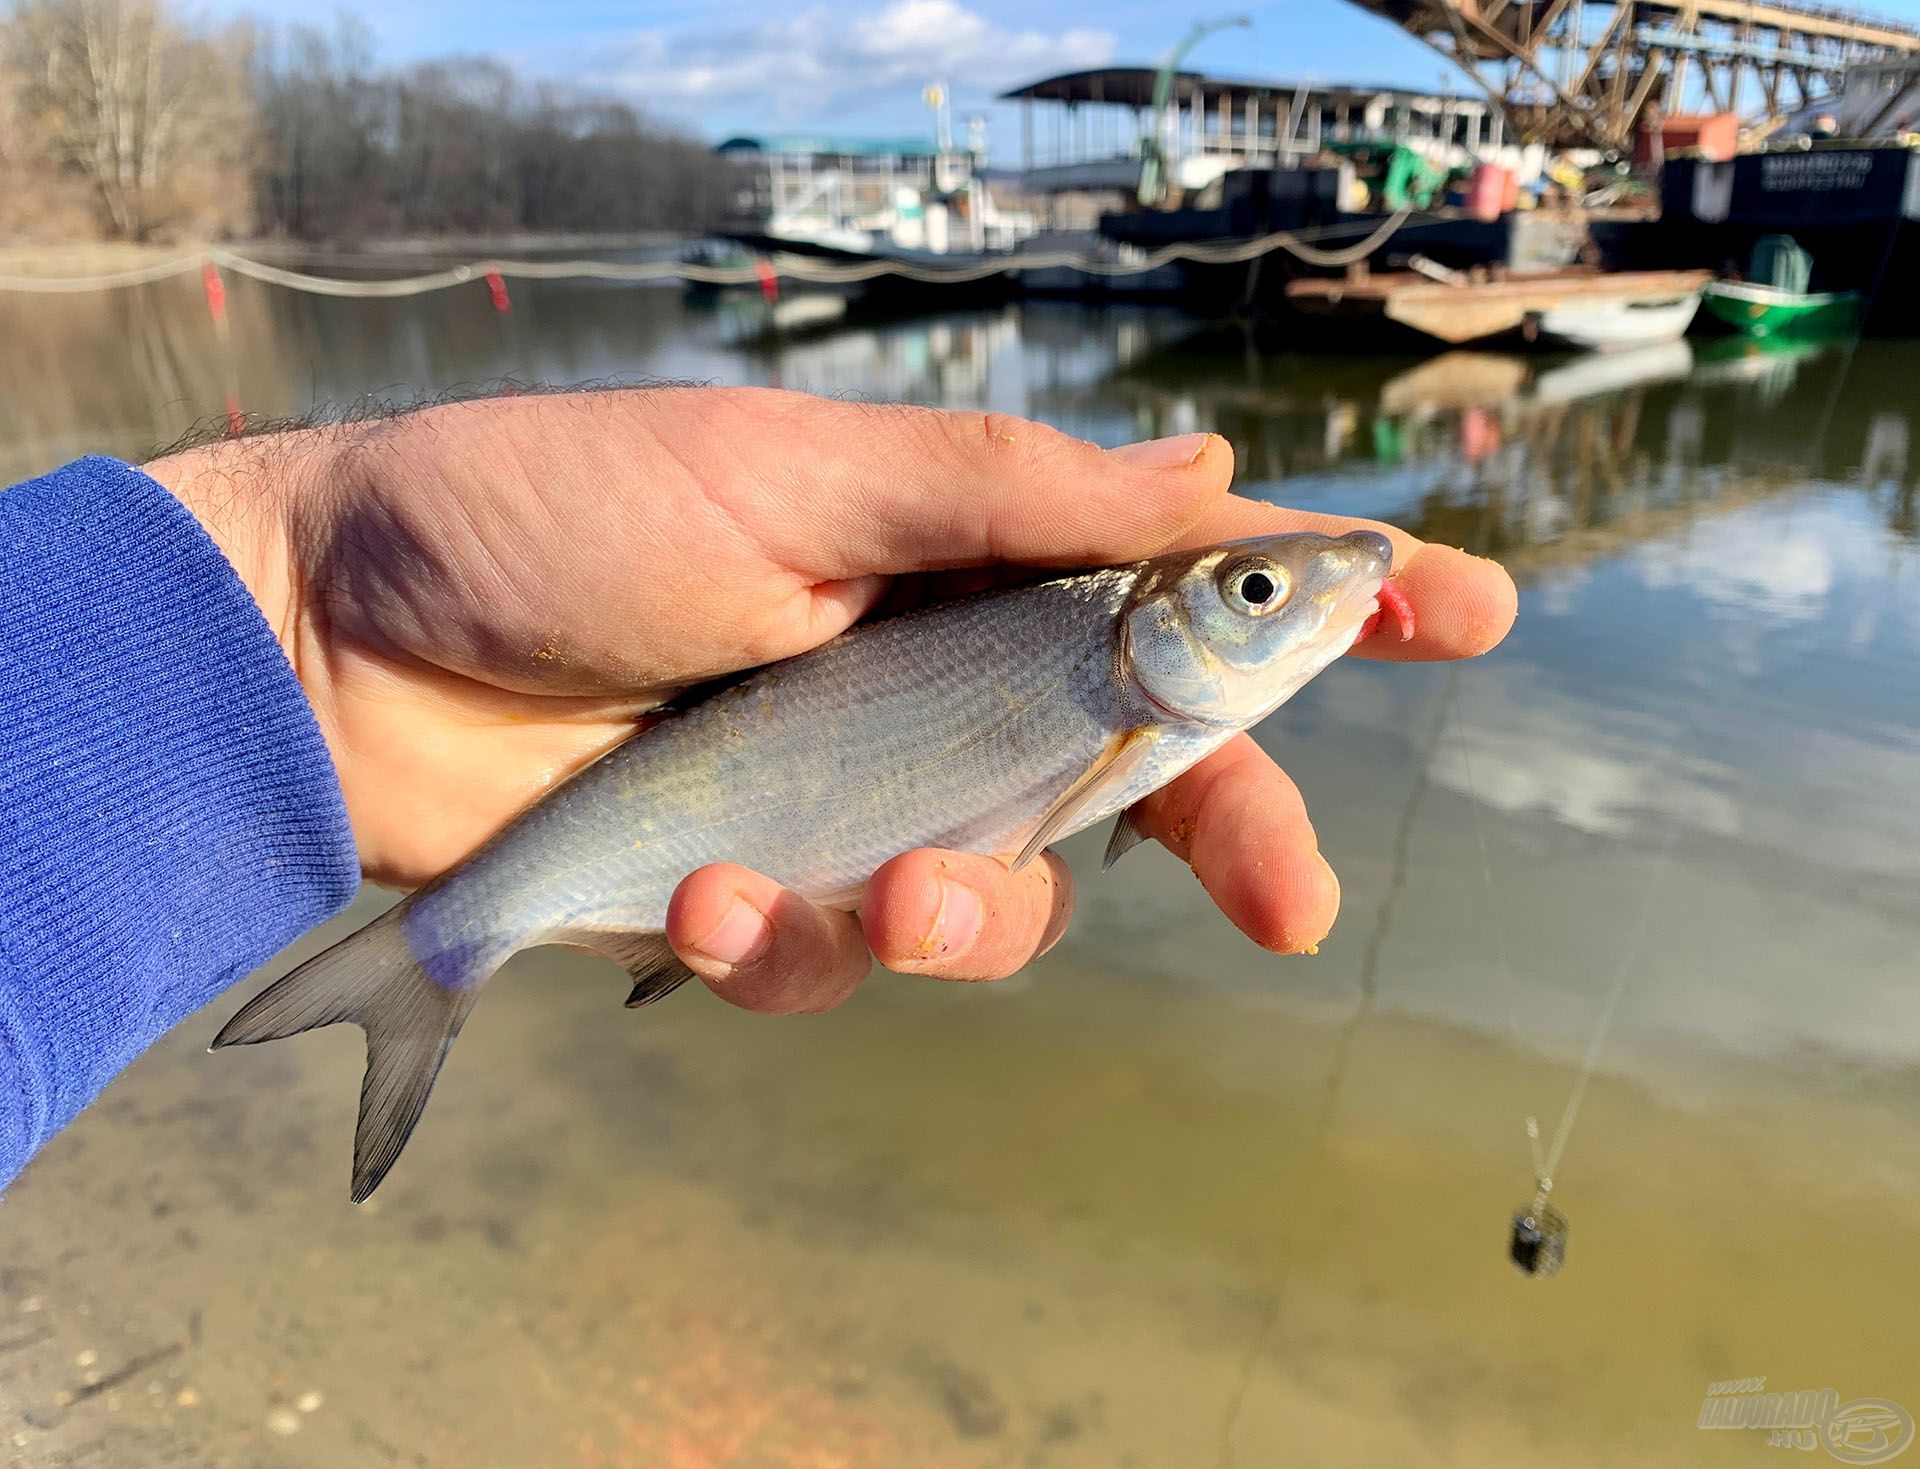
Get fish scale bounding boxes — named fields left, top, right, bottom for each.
left=422, top=567, right=1150, bottom=948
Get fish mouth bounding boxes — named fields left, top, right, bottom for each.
left=1354, top=577, right=1417, bottom=647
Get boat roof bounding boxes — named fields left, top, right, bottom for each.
left=716, top=134, right=941, bottom=159
left=999, top=67, right=1485, bottom=110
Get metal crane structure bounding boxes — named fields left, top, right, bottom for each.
left=1341, top=0, right=1920, bottom=153
left=1137, top=15, right=1253, bottom=206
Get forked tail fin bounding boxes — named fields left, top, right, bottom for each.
left=211, top=904, right=486, bottom=1203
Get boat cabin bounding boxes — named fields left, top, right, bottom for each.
left=714, top=133, right=1036, bottom=260
left=719, top=135, right=948, bottom=231
left=1000, top=67, right=1507, bottom=202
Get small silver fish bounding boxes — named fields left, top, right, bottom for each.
left=215, top=530, right=1405, bottom=1199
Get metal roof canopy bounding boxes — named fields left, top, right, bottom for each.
left=716, top=134, right=942, bottom=159
left=999, top=66, right=1489, bottom=109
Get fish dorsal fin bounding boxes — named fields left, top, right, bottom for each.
left=1012, top=728, right=1160, bottom=872
left=1102, top=805, right=1150, bottom=871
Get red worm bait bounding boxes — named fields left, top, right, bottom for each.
left=1357, top=577, right=1417, bottom=645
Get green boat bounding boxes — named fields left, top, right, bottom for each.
left=1700, top=235, right=1861, bottom=339
left=1701, top=280, right=1860, bottom=337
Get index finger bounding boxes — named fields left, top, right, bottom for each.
left=1177, top=494, right=1518, bottom=662
left=656, top=389, right=1238, bottom=576
left=1133, top=733, right=1340, bottom=954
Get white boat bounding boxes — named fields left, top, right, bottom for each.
left=717, top=131, right=1036, bottom=270
left=1287, top=268, right=1711, bottom=350
left=714, top=291, right=850, bottom=345
left=1526, top=290, right=1704, bottom=351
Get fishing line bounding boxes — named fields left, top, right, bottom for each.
left=1356, top=668, right=1463, bottom=1004
left=1212, top=671, right=1457, bottom=1469
left=1453, top=663, right=1688, bottom=1274
left=1217, top=331, right=1814, bottom=1447
left=1449, top=677, right=1545, bottom=1181
left=1537, top=816, right=1682, bottom=1190
left=1487, top=331, right=1866, bottom=1265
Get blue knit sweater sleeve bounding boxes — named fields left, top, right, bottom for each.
left=0, top=456, right=359, bottom=1188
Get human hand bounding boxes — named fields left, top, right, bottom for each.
left=149, top=387, right=1516, bottom=1013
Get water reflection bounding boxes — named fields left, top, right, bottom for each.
left=4, top=281, right=1918, bottom=555
left=5, top=284, right=1920, bottom=1468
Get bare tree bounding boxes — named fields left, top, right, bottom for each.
left=1, top=0, right=733, bottom=243
left=7, top=0, right=251, bottom=238
left=249, top=20, right=391, bottom=237
left=249, top=25, right=734, bottom=241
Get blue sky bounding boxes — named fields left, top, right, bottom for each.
left=206, top=0, right=1484, bottom=157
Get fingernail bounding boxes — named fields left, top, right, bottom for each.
left=1108, top=432, right=1211, bottom=469
left=926, top=878, right=984, bottom=957
left=1304, top=852, right=1341, bottom=948
left=1313, top=850, right=1341, bottom=904
left=692, top=896, right=771, bottom=968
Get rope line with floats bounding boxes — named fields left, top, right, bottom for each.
left=0, top=210, right=1416, bottom=298
left=0, top=211, right=1413, bottom=443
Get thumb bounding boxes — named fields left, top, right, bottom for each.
left=685, top=390, right=1235, bottom=578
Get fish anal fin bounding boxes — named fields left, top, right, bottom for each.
left=556, top=929, right=697, bottom=1007
left=1103, top=804, right=1150, bottom=871
left=1013, top=727, right=1160, bottom=872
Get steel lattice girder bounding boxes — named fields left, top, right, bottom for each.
left=1344, top=0, right=1920, bottom=151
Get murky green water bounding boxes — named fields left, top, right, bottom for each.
left=4, top=277, right=1919, bottom=1468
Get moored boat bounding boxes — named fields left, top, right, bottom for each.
left=1655, top=100, right=1920, bottom=335
left=1284, top=267, right=1710, bottom=351
left=1527, top=291, right=1703, bottom=351
left=1698, top=237, right=1861, bottom=339
left=714, top=130, right=1037, bottom=292
left=1699, top=281, right=1861, bottom=338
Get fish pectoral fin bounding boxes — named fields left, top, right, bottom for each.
left=1102, top=804, right=1150, bottom=871
left=559, top=929, right=697, bottom=1008
left=1012, top=727, right=1160, bottom=872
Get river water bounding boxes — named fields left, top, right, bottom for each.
left=2, top=276, right=1918, bottom=1467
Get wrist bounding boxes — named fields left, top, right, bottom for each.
left=143, top=430, right=337, bottom=667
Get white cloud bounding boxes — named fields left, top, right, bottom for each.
left=595, top=0, right=1114, bottom=124
left=1532, top=564, right=1590, bottom=618
left=1430, top=716, right=1743, bottom=842
left=1632, top=516, right=1835, bottom=624
left=1415, top=634, right=1920, bottom=882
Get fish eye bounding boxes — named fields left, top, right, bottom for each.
left=1223, top=559, right=1290, bottom=616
